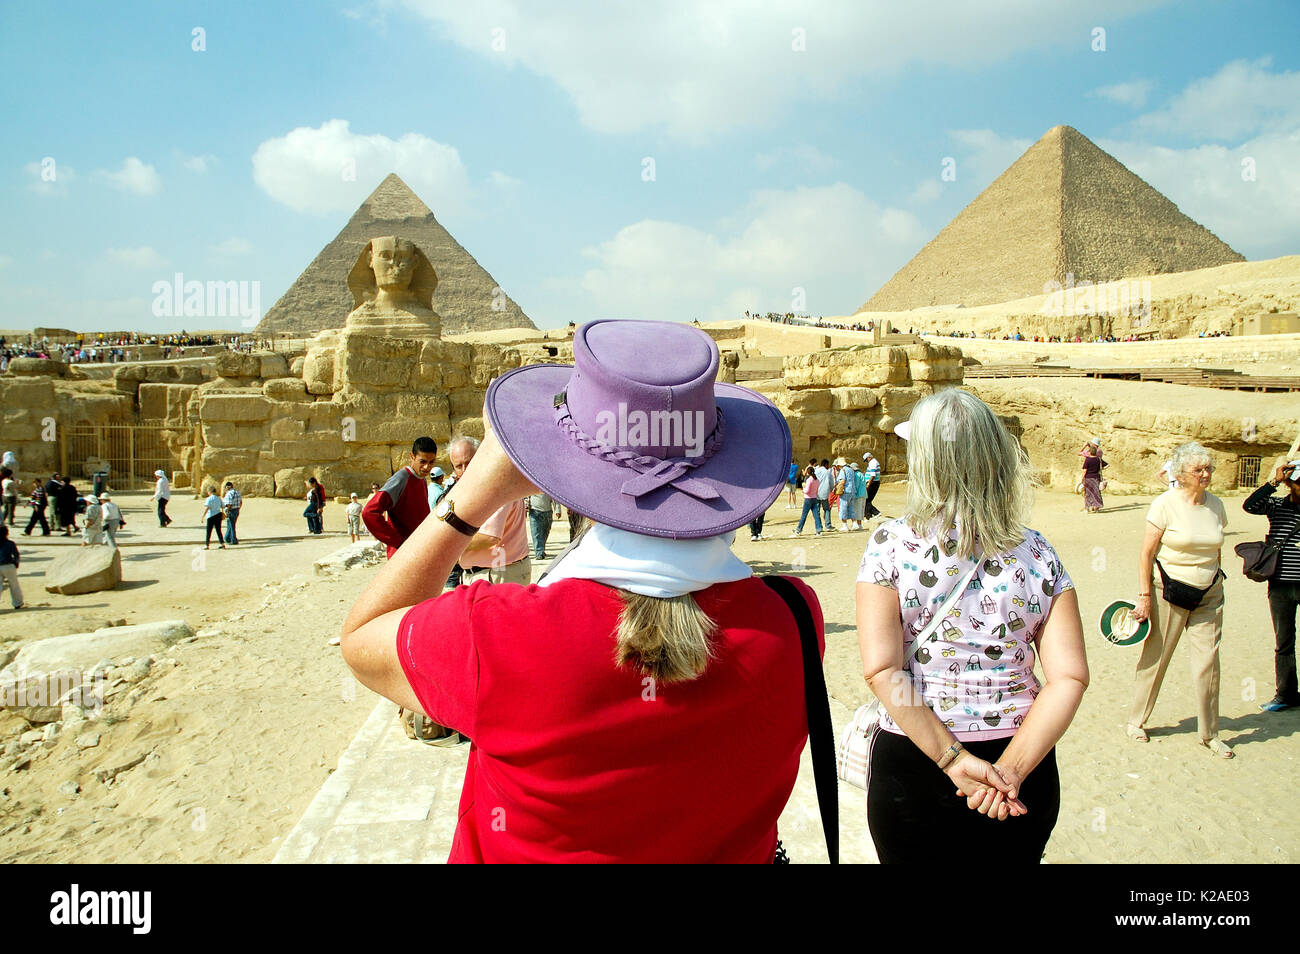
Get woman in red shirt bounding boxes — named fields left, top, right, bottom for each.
left=340, top=320, right=824, bottom=863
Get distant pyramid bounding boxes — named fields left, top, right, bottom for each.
left=858, top=125, right=1244, bottom=312
left=258, top=173, right=534, bottom=335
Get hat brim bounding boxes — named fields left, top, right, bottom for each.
left=893, top=420, right=912, bottom=441
left=486, top=364, right=791, bottom=539
left=1099, top=600, right=1150, bottom=646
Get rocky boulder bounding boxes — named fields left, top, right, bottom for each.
left=44, top=546, right=122, bottom=595
left=2, top=620, right=193, bottom=676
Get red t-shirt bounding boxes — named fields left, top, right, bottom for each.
left=397, top=575, right=824, bottom=863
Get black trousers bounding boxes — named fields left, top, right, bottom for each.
left=205, top=513, right=224, bottom=546
left=749, top=512, right=764, bottom=537
left=865, top=480, right=881, bottom=516
left=1268, top=580, right=1300, bottom=704
left=866, top=729, right=1060, bottom=864
left=25, top=505, right=48, bottom=535
left=157, top=498, right=171, bottom=526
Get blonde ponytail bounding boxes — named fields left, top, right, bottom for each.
left=615, top=592, right=717, bottom=683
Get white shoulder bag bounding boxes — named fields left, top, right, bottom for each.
left=837, top=552, right=983, bottom=790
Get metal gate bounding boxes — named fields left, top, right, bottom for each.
left=59, top=424, right=179, bottom=491
left=1237, top=456, right=1262, bottom=489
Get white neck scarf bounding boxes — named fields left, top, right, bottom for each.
left=537, top=522, right=752, bottom=598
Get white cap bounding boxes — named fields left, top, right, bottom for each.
left=894, top=420, right=912, bottom=441
left=154, top=469, right=166, bottom=478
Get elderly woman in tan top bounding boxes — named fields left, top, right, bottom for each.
left=1129, top=442, right=1233, bottom=757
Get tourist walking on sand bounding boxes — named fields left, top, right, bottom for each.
left=340, top=319, right=821, bottom=862
left=1243, top=460, right=1300, bottom=712
left=1079, top=438, right=1107, bottom=513
left=862, top=452, right=882, bottom=519
left=57, top=476, right=79, bottom=536
left=362, top=436, right=438, bottom=558
left=23, top=478, right=48, bottom=536
left=1127, top=442, right=1233, bottom=757
left=80, top=495, right=103, bottom=546
left=45, top=473, right=63, bottom=533
left=793, top=462, right=823, bottom=536
left=857, top=390, right=1088, bottom=864
left=786, top=459, right=799, bottom=508
left=222, top=482, right=241, bottom=545
left=1, top=468, right=17, bottom=527
left=100, top=492, right=123, bottom=547
left=0, top=526, right=24, bottom=610
left=152, top=469, right=172, bottom=527
left=850, top=461, right=868, bottom=530
left=202, top=486, right=226, bottom=550
left=304, top=478, right=324, bottom=535
left=346, top=493, right=364, bottom=543
left=835, top=457, right=857, bottom=531
left=815, top=458, right=834, bottom=530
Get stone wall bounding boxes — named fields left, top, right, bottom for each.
left=930, top=332, right=1300, bottom=368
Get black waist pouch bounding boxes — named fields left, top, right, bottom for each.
left=1156, top=560, right=1224, bottom=611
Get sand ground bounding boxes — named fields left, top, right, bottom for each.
left=0, top=482, right=1295, bottom=863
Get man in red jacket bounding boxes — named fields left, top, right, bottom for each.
left=362, top=436, right=439, bottom=559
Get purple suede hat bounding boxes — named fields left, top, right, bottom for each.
left=485, top=319, right=792, bottom=539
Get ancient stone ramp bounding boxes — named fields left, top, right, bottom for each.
left=258, top=173, right=534, bottom=337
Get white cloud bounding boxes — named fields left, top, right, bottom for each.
left=910, top=179, right=942, bottom=203
left=946, top=129, right=1034, bottom=189
left=179, top=152, right=219, bottom=174
left=212, top=237, right=254, bottom=257
left=488, top=170, right=522, bottom=189
left=251, top=119, right=471, bottom=216
left=24, top=160, right=74, bottom=196
left=576, top=183, right=926, bottom=320
left=1091, top=79, right=1154, bottom=108
left=398, top=0, right=1165, bottom=139
left=754, top=144, right=838, bottom=175
left=97, top=157, right=161, bottom=195
left=1101, top=130, right=1300, bottom=257
left=104, top=246, right=169, bottom=269
left=1135, top=57, right=1300, bottom=140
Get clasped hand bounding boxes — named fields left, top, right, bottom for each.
left=945, top=755, right=1027, bottom=820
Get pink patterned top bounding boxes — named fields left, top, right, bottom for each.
left=858, top=519, right=1074, bottom=741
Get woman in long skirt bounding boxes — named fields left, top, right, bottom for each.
left=1080, top=439, right=1106, bottom=513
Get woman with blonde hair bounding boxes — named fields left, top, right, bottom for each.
left=341, top=320, right=826, bottom=863
left=857, top=388, right=1088, bottom=863
left=1128, top=442, right=1233, bottom=757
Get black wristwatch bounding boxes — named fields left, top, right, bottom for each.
left=433, top=497, right=479, bottom=536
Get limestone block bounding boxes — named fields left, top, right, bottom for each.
left=199, top=394, right=272, bottom=423
left=3, top=620, right=192, bottom=675
left=290, top=356, right=306, bottom=376
left=345, top=419, right=451, bottom=445
left=307, top=402, right=342, bottom=433
left=202, top=421, right=267, bottom=448
left=877, top=386, right=927, bottom=422
left=271, top=438, right=346, bottom=462
left=223, top=473, right=274, bottom=497
left=441, top=366, right=468, bottom=390
left=43, top=547, right=122, bottom=595
left=214, top=351, right=261, bottom=379
left=259, top=353, right=291, bottom=379
left=138, top=384, right=170, bottom=421
left=790, top=411, right=833, bottom=438
left=144, top=365, right=180, bottom=383
left=201, top=447, right=259, bottom=474
left=0, top=409, right=39, bottom=442
left=315, top=464, right=386, bottom=496
left=10, top=357, right=68, bottom=377
left=274, top=468, right=308, bottom=499
left=177, top=366, right=204, bottom=384
left=303, top=350, right=337, bottom=395
left=264, top=377, right=307, bottom=401
left=341, top=332, right=421, bottom=361
left=827, top=412, right=867, bottom=435
left=339, top=353, right=413, bottom=389
left=453, top=417, right=485, bottom=440
left=447, top=390, right=484, bottom=419
left=829, top=387, right=879, bottom=411
left=60, top=392, right=134, bottom=426
left=313, top=541, right=386, bottom=576
left=270, top=417, right=307, bottom=440
left=782, top=347, right=909, bottom=389
left=441, top=341, right=472, bottom=366
left=779, top=389, right=833, bottom=414
left=2, top=377, right=57, bottom=407
left=909, top=360, right=963, bottom=383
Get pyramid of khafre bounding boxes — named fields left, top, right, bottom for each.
left=858, top=125, right=1244, bottom=312
left=257, top=173, right=534, bottom=336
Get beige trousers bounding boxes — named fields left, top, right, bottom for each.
left=0, top=564, right=22, bottom=608
left=460, top=557, right=532, bottom=587
left=1128, top=574, right=1224, bottom=741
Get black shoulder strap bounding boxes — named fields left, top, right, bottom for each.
left=761, top=575, right=839, bottom=864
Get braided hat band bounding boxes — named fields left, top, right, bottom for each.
left=553, top=396, right=725, bottom=501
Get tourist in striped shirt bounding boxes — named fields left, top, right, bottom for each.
left=222, top=482, right=242, bottom=545
left=1244, top=460, right=1300, bottom=711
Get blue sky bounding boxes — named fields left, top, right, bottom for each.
left=3, top=0, right=1298, bottom=333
